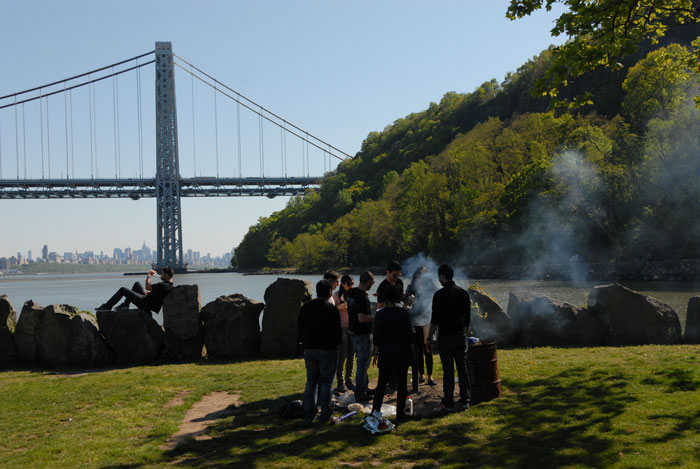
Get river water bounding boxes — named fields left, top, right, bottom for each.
left=0, top=272, right=696, bottom=331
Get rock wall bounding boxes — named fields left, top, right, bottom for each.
left=162, top=285, right=203, bottom=361
left=260, top=278, right=313, bottom=357
left=0, top=295, right=17, bottom=369
left=201, top=294, right=265, bottom=358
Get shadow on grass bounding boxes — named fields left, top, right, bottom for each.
left=641, top=367, right=700, bottom=392
left=150, top=365, right=638, bottom=468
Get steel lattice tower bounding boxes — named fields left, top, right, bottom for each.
left=155, top=42, right=184, bottom=271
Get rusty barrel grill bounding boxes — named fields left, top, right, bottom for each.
left=467, top=341, right=502, bottom=403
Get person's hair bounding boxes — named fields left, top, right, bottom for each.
left=359, top=271, right=374, bottom=285
left=386, top=261, right=402, bottom=272
left=340, top=274, right=353, bottom=285
left=161, top=266, right=174, bottom=278
left=438, top=264, right=454, bottom=281
left=411, top=265, right=428, bottom=284
left=316, top=279, right=332, bottom=298
left=323, top=270, right=340, bottom=281
left=384, top=284, right=402, bottom=303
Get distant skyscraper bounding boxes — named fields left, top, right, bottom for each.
left=42, top=245, right=48, bottom=260
left=28, top=250, right=32, bottom=261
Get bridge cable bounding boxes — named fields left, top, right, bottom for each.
left=172, top=56, right=350, bottom=161
left=190, top=65, right=196, bottom=177
left=116, top=73, right=121, bottom=178
left=89, top=77, right=94, bottom=178
left=136, top=62, right=144, bottom=178
left=40, top=92, right=44, bottom=178
left=46, top=96, right=51, bottom=178
left=69, top=89, right=75, bottom=178
left=0, top=114, right=3, bottom=179
left=22, top=103, right=26, bottom=178
left=283, top=124, right=288, bottom=178
left=0, top=50, right=155, bottom=101
left=214, top=80, right=219, bottom=178
left=64, top=82, right=69, bottom=178
left=92, top=82, right=99, bottom=178
left=14, top=96, right=19, bottom=179
left=112, top=69, right=118, bottom=178
left=259, top=111, right=264, bottom=178
left=175, top=61, right=344, bottom=163
left=236, top=98, right=242, bottom=180
left=0, top=61, right=155, bottom=111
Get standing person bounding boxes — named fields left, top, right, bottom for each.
left=376, top=261, right=404, bottom=309
left=323, top=270, right=341, bottom=304
left=334, top=274, right=355, bottom=392
left=345, top=271, right=375, bottom=402
left=406, top=266, right=437, bottom=388
left=297, top=279, right=342, bottom=424
left=426, top=264, right=471, bottom=412
left=96, top=267, right=174, bottom=313
left=367, top=284, right=414, bottom=428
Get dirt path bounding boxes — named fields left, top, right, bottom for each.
left=164, top=391, right=243, bottom=449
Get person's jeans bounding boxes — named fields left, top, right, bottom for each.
left=373, top=363, right=408, bottom=417
left=104, top=282, right=149, bottom=311
left=303, top=349, right=338, bottom=423
left=438, top=334, right=471, bottom=407
left=336, top=328, right=354, bottom=388
left=415, top=325, right=433, bottom=377
left=351, top=333, right=372, bottom=397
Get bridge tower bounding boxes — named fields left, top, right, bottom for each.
left=154, top=42, right=185, bottom=271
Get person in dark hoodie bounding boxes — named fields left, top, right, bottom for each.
left=297, top=279, right=342, bottom=424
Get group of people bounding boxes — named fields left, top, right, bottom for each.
left=297, top=261, right=472, bottom=426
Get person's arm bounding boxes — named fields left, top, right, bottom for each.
left=145, top=269, right=156, bottom=292
left=426, top=293, right=439, bottom=353
left=358, top=295, right=373, bottom=322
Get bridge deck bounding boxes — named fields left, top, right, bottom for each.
left=0, top=177, right=320, bottom=199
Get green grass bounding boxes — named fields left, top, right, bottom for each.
left=1, top=346, right=699, bottom=468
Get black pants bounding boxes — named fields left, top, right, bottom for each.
left=414, top=326, right=433, bottom=377
left=438, top=334, right=471, bottom=407
left=373, top=362, right=408, bottom=418
left=104, top=282, right=149, bottom=311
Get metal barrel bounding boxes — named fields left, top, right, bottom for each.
left=467, top=341, right=502, bottom=404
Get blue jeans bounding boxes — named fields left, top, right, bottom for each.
left=438, top=334, right=471, bottom=407
left=351, top=333, right=372, bottom=396
left=303, top=349, right=338, bottom=423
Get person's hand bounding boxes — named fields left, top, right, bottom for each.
left=372, top=354, right=378, bottom=367
left=148, top=269, right=157, bottom=277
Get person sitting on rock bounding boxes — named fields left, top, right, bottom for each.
left=96, top=267, right=173, bottom=313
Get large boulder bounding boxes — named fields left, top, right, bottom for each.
left=97, top=309, right=164, bottom=364
left=201, top=294, right=265, bottom=359
left=14, top=300, right=44, bottom=365
left=260, top=278, right=313, bottom=356
left=0, top=295, right=18, bottom=369
left=162, top=285, right=202, bottom=361
left=684, top=297, right=700, bottom=344
left=587, top=284, right=682, bottom=345
left=35, top=304, right=114, bottom=368
left=468, top=288, right=515, bottom=346
left=507, top=291, right=604, bottom=347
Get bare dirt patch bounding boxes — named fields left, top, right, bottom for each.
left=164, top=391, right=243, bottom=449
left=163, top=390, right=191, bottom=409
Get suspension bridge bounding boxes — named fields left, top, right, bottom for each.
left=0, top=42, right=350, bottom=271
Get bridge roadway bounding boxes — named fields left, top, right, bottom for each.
left=0, top=176, right=320, bottom=199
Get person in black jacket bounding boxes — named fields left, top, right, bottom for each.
left=426, top=264, right=472, bottom=412
left=96, top=266, right=173, bottom=313
left=297, top=279, right=342, bottom=424
left=371, top=283, right=414, bottom=421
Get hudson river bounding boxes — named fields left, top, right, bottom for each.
left=0, top=272, right=696, bottom=331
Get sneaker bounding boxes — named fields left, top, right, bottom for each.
left=115, top=302, right=130, bottom=310
left=458, top=401, right=470, bottom=411
left=419, top=376, right=426, bottom=384
left=427, top=379, right=437, bottom=386
left=335, top=385, right=348, bottom=394
left=345, top=381, right=356, bottom=391
left=355, top=392, right=373, bottom=403
left=95, top=303, right=111, bottom=311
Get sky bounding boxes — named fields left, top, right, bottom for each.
left=0, top=0, right=566, bottom=260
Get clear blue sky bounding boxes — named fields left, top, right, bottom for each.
left=0, top=0, right=564, bottom=259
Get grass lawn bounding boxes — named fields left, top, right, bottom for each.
left=0, top=345, right=698, bottom=468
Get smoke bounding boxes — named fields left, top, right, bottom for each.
left=401, top=253, right=441, bottom=326
left=514, top=150, right=602, bottom=285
